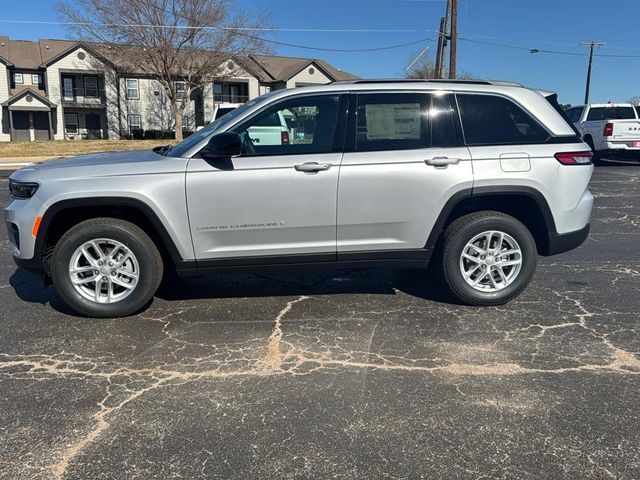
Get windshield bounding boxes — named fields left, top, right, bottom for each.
left=167, top=91, right=280, bottom=157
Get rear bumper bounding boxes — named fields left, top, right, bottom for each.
left=601, top=141, right=640, bottom=151
left=544, top=224, right=590, bottom=256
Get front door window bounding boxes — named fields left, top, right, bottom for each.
left=234, top=95, right=340, bottom=156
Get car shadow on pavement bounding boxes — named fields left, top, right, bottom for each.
left=155, top=267, right=460, bottom=305
left=9, top=268, right=77, bottom=316
left=9, top=267, right=462, bottom=317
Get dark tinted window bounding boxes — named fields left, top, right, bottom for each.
left=252, top=112, right=283, bottom=127
left=587, top=106, right=636, bottom=121
left=566, top=107, right=584, bottom=123
left=214, top=107, right=236, bottom=120
left=636, top=106, right=640, bottom=118
left=235, top=95, right=340, bottom=156
left=430, top=93, right=458, bottom=147
left=355, top=93, right=429, bottom=152
left=457, top=94, right=549, bottom=145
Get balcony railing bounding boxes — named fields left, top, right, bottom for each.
left=214, top=94, right=249, bottom=104
left=61, top=87, right=107, bottom=105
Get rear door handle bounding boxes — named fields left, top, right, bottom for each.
left=294, top=162, right=332, bottom=173
left=425, top=156, right=461, bottom=168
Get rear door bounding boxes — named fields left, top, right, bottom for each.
left=336, top=91, right=472, bottom=254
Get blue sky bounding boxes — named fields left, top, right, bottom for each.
left=2, top=0, right=640, bottom=105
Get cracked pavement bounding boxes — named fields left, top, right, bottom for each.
left=0, top=162, right=639, bottom=479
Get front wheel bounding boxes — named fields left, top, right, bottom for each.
left=50, top=218, right=163, bottom=317
left=440, top=212, right=537, bottom=306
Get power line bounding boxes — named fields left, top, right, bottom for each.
left=0, top=20, right=424, bottom=33
left=0, top=19, right=434, bottom=53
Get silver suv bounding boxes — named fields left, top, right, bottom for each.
left=5, top=80, right=594, bottom=317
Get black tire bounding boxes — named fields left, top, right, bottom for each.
left=440, top=211, right=537, bottom=306
left=50, top=218, right=163, bottom=317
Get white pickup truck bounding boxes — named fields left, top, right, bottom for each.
left=566, top=103, right=640, bottom=161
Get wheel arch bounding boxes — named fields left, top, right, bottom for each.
left=426, top=186, right=558, bottom=256
left=36, top=197, right=185, bottom=274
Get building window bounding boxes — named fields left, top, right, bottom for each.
left=62, top=77, right=75, bottom=101
left=32, top=74, right=42, bottom=85
left=174, top=81, right=186, bottom=101
left=128, top=114, right=142, bottom=130
left=213, top=83, right=223, bottom=101
left=84, top=76, right=98, bottom=98
left=64, top=113, right=79, bottom=134
left=14, top=73, right=23, bottom=84
left=126, top=78, right=139, bottom=99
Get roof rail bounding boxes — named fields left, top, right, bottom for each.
left=330, top=78, right=523, bottom=87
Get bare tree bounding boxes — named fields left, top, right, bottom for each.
left=404, top=50, right=476, bottom=80
left=627, top=96, right=640, bottom=106
left=57, top=0, right=269, bottom=140
left=405, top=51, right=438, bottom=79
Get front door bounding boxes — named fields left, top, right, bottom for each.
left=33, top=111, right=50, bottom=140
left=337, top=92, right=473, bottom=253
left=186, top=93, right=344, bottom=261
left=85, top=113, right=102, bottom=139
left=11, top=111, right=30, bottom=141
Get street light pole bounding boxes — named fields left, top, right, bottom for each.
left=580, top=41, right=605, bottom=104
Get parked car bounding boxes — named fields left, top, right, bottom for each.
left=5, top=80, right=594, bottom=317
left=566, top=103, right=640, bottom=161
left=211, top=102, right=242, bottom=122
left=211, top=103, right=291, bottom=146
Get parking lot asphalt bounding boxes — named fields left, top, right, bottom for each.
left=1, top=161, right=639, bottom=479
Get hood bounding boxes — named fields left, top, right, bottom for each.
left=10, top=149, right=187, bottom=182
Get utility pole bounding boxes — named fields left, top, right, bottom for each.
left=580, top=41, right=605, bottom=104
left=449, top=0, right=458, bottom=79
left=440, top=0, right=451, bottom=79
left=434, top=17, right=445, bottom=79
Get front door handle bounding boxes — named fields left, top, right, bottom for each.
left=425, top=156, right=461, bottom=168
left=294, top=162, right=332, bottom=173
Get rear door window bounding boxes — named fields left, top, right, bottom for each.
left=430, top=93, right=459, bottom=148
left=456, top=94, right=549, bottom=145
left=354, top=93, right=429, bottom=152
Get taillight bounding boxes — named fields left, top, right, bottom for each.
left=281, top=131, right=289, bottom=145
left=555, top=151, right=593, bottom=165
left=603, top=122, right=613, bottom=137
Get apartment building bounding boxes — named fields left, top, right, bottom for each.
left=0, top=36, right=358, bottom=142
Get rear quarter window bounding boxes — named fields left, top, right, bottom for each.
left=456, top=94, right=549, bottom=145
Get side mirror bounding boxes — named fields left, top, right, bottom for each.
left=200, top=132, right=242, bottom=159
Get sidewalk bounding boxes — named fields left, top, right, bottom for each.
left=0, top=156, right=61, bottom=176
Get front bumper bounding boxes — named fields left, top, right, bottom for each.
left=544, top=224, right=590, bottom=256
left=4, top=196, right=46, bottom=274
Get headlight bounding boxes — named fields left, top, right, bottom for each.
left=9, top=180, right=39, bottom=199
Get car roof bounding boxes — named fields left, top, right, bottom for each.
left=584, top=103, right=636, bottom=108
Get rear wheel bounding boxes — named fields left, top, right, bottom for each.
left=440, top=212, right=537, bottom=306
left=50, top=218, right=163, bottom=317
